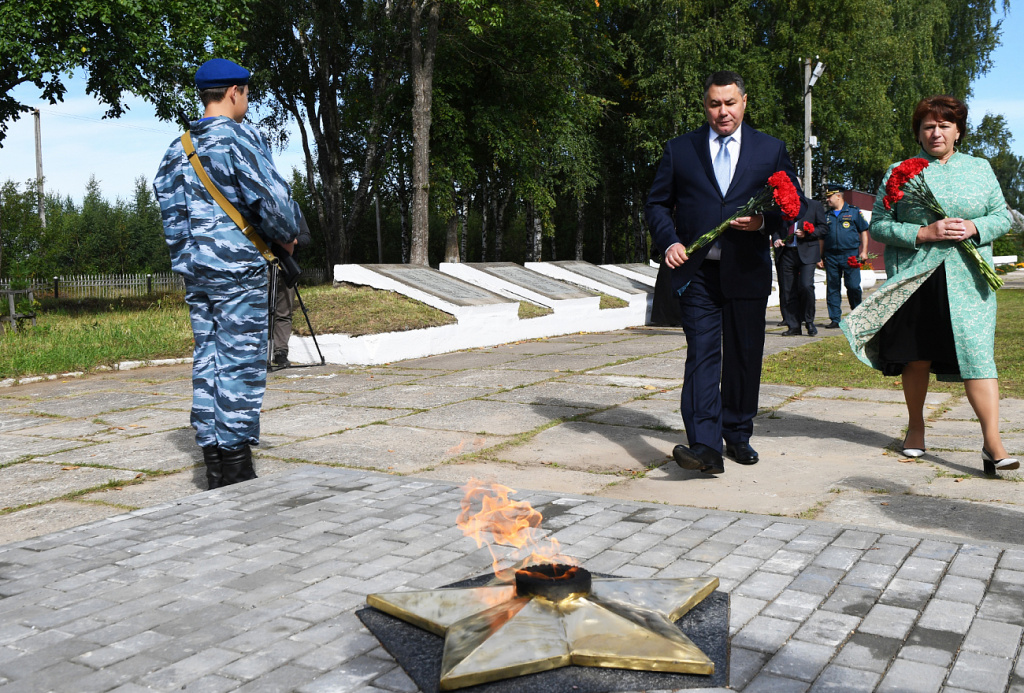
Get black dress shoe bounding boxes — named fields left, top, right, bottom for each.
left=776, top=320, right=788, bottom=327
left=725, top=441, right=759, bottom=465
left=781, top=327, right=802, bottom=336
left=825, top=320, right=840, bottom=329
left=672, top=443, right=724, bottom=475
left=805, top=322, right=818, bottom=336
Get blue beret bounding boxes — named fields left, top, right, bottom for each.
left=195, top=59, right=250, bottom=90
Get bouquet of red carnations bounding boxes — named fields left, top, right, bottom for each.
left=883, top=158, right=1002, bottom=290
left=780, top=221, right=815, bottom=246
left=847, top=252, right=877, bottom=270
left=684, top=171, right=803, bottom=255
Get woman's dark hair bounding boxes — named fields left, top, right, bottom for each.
left=912, top=95, right=968, bottom=144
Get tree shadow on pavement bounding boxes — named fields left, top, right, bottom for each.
left=834, top=476, right=1024, bottom=545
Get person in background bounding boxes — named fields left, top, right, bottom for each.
left=271, top=212, right=312, bottom=368
left=842, top=94, right=1017, bottom=474
left=819, top=184, right=869, bottom=328
left=774, top=198, right=827, bottom=336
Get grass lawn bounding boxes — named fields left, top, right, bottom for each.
left=4, top=281, right=1023, bottom=397
left=762, top=288, right=1024, bottom=398
left=0, top=294, right=193, bottom=379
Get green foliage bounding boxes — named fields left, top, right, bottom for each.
left=0, top=177, right=169, bottom=278
left=0, top=0, right=253, bottom=143
left=2, top=0, right=1015, bottom=269
left=963, top=113, right=1024, bottom=212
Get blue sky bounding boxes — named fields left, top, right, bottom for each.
left=1, top=8, right=1021, bottom=203
left=0, top=73, right=306, bottom=204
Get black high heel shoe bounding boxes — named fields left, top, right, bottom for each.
left=983, top=448, right=1020, bottom=475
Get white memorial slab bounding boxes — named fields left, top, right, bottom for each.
left=440, top=262, right=598, bottom=311
left=288, top=262, right=655, bottom=366
left=603, top=263, right=658, bottom=286
left=335, top=264, right=516, bottom=319
left=526, top=261, right=651, bottom=300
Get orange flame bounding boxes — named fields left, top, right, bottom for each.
left=457, top=478, right=576, bottom=581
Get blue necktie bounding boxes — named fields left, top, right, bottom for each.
left=714, top=135, right=732, bottom=195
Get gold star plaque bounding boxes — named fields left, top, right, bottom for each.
left=367, top=576, right=719, bottom=690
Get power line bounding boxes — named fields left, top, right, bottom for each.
left=34, top=107, right=177, bottom=136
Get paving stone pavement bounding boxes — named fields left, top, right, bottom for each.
left=2, top=468, right=1024, bottom=693
left=1, top=286, right=1024, bottom=691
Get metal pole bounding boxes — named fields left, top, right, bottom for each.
left=33, top=109, right=46, bottom=228
left=803, top=58, right=812, bottom=197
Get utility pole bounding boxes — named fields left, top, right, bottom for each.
left=803, top=59, right=812, bottom=197
left=33, top=109, right=46, bottom=228
left=803, top=59, right=825, bottom=197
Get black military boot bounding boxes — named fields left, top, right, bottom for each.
left=221, top=444, right=257, bottom=486
left=202, top=446, right=224, bottom=490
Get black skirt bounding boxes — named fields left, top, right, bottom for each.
left=875, top=263, right=960, bottom=377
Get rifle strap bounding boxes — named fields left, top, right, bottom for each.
left=180, top=132, right=278, bottom=265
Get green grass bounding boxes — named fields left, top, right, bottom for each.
left=295, top=283, right=455, bottom=336
left=762, top=288, right=1024, bottom=398
left=0, top=294, right=193, bottom=379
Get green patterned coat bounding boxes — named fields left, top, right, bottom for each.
left=842, top=150, right=1011, bottom=380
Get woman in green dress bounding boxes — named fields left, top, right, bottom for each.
left=842, top=95, right=1018, bottom=474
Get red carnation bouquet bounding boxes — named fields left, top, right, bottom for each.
left=684, top=171, right=803, bottom=255
left=780, top=220, right=815, bottom=246
left=847, top=252, right=878, bottom=270
left=883, top=158, right=1002, bottom=290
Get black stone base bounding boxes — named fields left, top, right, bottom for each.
left=357, top=573, right=729, bottom=693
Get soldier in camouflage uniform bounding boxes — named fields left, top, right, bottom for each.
left=153, top=58, right=300, bottom=489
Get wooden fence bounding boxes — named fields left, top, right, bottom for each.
left=0, top=266, right=329, bottom=300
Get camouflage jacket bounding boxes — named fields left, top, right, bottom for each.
left=153, top=116, right=299, bottom=290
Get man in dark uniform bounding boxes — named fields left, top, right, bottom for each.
left=818, top=184, right=868, bottom=328
left=773, top=198, right=827, bottom=335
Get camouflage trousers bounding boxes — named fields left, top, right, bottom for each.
left=185, top=282, right=269, bottom=451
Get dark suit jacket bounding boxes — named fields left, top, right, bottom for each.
left=645, top=122, right=804, bottom=299
left=773, top=198, right=826, bottom=265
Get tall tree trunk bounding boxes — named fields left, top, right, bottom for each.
left=445, top=210, right=460, bottom=262
left=495, top=188, right=510, bottom=262
left=523, top=201, right=533, bottom=262
left=575, top=198, right=584, bottom=261
left=601, top=191, right=608, bottom=264
left=479, top=178, right=489, bottom=262
left=532, top=207, right=543, bottom=262
left=634, top=189, right=648, bottom=262
left=397, top=164, right=411, bottom=263
left=409, top=0, right=440, bottom=265
left=459, top=190, right=468, bottom=261
left=625, top=199, right=635, bottom=263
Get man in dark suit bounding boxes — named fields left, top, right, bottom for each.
left=644, top=71, right=804, bottom=475
left=773, top=198, right=826, bottom=336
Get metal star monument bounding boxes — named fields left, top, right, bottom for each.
left=367, top=571, right=719, bottom=690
